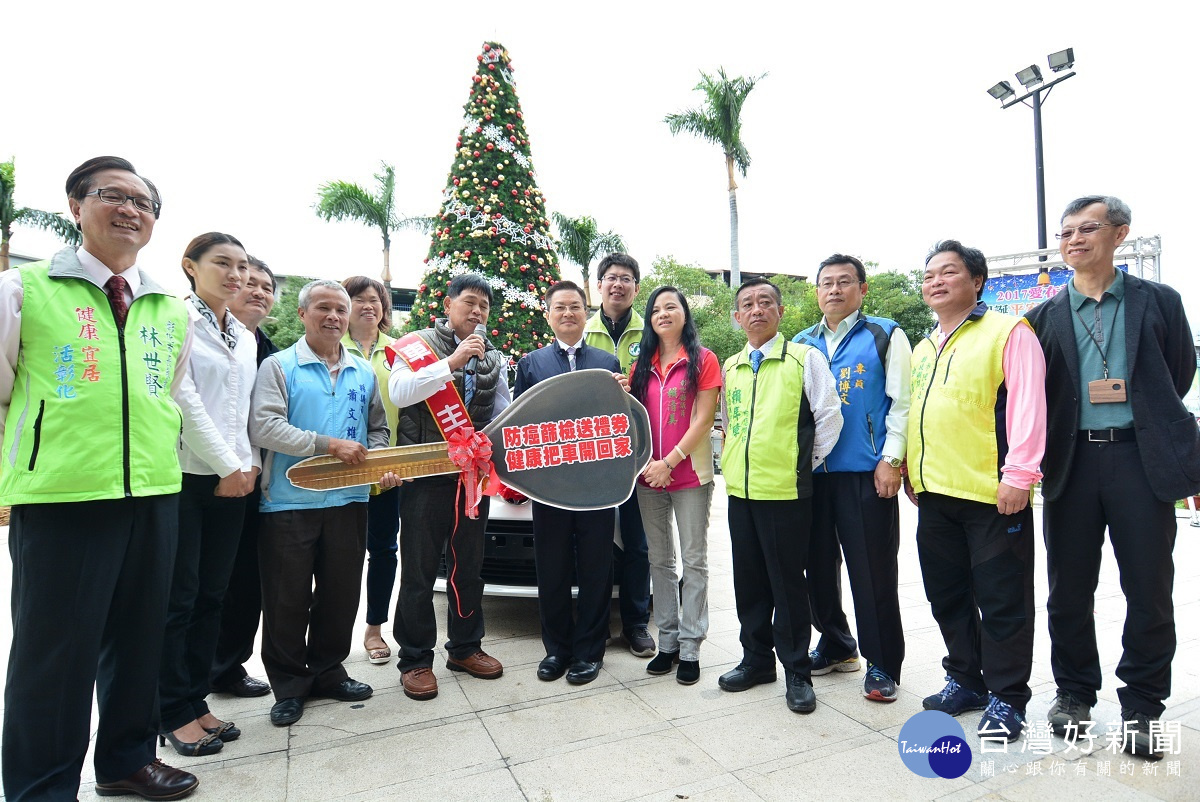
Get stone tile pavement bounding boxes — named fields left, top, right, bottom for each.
left=2, top=479, right=1199, bottom=800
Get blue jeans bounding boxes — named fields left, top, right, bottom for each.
left=638, top=483, right=714, bottom=660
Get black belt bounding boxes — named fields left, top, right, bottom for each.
left=1080, top=428, right=1136, bottom=443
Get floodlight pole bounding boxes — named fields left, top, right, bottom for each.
left=1000, top=70, right=1076, bottom=261
left=1032, top=91, right=1047, bottom=257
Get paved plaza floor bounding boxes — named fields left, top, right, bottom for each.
left=2, top=479, right=1198, bottom=800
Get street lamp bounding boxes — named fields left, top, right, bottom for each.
left=988, top=49, right=1077, bottom=273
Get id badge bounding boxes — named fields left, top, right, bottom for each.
left=1088, top=378, right=1127, bottom=404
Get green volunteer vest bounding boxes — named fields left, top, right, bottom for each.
left=584, top=308, right=643, bottom=371
left=908, top=308, right=1028, bottom=505
left=0, top=259, right=189, bottom=504
left=721, top=337, right=816, bottom=500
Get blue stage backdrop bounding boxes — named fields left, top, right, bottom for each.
left=983, top=265, right=1129, bottom=316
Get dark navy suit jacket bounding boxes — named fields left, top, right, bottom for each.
left=513, top=341, right=621, bottom=398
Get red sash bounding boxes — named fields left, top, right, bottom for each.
left=386, top=332, right=497, bottom=619
left=385, top=333, right=473, bottom=438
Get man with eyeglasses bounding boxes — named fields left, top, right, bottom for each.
left=1026, top=195, right=1200, bottom=761
left=515, top=281, right=625, bottom=685
left=792, top=254, right=911, bottom=704
left=0, top=157, right=200, bottom=799
left=583, top=253, right=655, bottom=659
left=210, top=257, right=278, bottom=700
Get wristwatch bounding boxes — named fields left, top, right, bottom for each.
left=884, top=457, right=903, bottom=468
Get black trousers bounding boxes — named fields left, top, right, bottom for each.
left=727, top=495, right=813, bottom=675
left=258, top=503, right=367, bottom=700
left=531, top=502, right=615, bottom=662
left=916, top=492, right=1035, bottom=710
left=364, top=486, right=401, bottom=626
left=209, top=480, right=264, bottom=688
left=614, top=492, right=651, bottom=631
left=3, top=495, right=177, bottom=800
left=394, top=480, right=488, bottom=671
left=159, top=474, right=245, bottom=731
left=809, top=472, right=905, bottom=681
left=1044, top=439, right=1177, bottom=716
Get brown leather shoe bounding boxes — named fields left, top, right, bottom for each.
left=446, top=650, right=504, bottom=679
left=401, top=666, right=439, bottom=700
left=95, top=759, right=198, bottom=800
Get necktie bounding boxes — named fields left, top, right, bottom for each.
left=106, top=275, right=129, bottom=329
left=566, top=346, right=577, bottom=372
left=750, top=348, right=764, bottom=374
left=465, top=371, right=475, bottom=405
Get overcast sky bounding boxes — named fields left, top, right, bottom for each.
left=6, top=1, right=1196, bottom=320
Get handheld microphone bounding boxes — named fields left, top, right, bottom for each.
left=465, top=323, right=487, bottom=375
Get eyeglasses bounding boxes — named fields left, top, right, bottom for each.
left=601, top=274, right=636, bottom=285
left=1055, top=222, right=1114, bottom=241
left=816, top=278, right=861, bottom=291
left=85, top=188, right=161, bottom=215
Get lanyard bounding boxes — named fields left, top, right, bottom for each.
left=1073, top=296, right=1122, bottom=379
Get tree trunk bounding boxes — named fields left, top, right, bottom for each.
left=0, top=236, right=10, bottom=272
left=725, top=154, right=740, bottom=288
left=381, top=246, right=392, bottom=287
left=583, top=265, right=593, bottom=308
left=728, top=187, right=740, bottom=288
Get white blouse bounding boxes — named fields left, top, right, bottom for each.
left=176, top=299, right=259, bottom=477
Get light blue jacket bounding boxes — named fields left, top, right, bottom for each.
left=255, top=342, right=384, bottom=512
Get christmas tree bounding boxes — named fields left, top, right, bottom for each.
left=407, top=41, right=560, bottom=362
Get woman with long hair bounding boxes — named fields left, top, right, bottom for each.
left=629, top=286, right=722, bottom=685
left=340, top=276, right=402, bottom=664
left=159, top=233, right=259, bottom=756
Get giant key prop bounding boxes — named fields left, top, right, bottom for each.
left=287, top=369, right=653, bottom=511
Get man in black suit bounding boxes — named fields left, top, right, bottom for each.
left=514, top=281, right=625, bottom=685
left=1026, top=195, right=1200, bottom=761
left=210, top=256, right=277, bottom=698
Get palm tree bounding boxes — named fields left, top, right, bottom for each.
left=665, top=68, right=765, bottom=287
left=1, top=158, right=81, bottom=272
left=552, top=212, right=626, bottom=307
left=314, top=162, right=433, bottom=286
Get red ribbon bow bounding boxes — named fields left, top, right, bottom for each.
left=447, top=426, right=499, bottom=519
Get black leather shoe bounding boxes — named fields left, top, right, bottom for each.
left=270, top=697, right=305, bottom=726
left=785, top=670, right=816, bottom=713
left=212, top=675, right=271, bottom=698
left=566, top=659, right=602, bottom=685
left=537, top=655, right=569, bottom=681
left=313, top=678, right=373, bottom=702
left=718, top=663, right=778, bottom=692
left=95, top=759, right=198, bottom=799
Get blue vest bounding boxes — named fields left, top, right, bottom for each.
left=261, top=345, right=376, bottom=513
left=794, top=315, right=897, bottom=473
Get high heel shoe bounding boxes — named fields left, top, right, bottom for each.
left=158, top=729, right=224, bottom=756
left=203, top=721, right=240, bottom=742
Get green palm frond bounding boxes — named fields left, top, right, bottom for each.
left=0, top=160, right=16, bottom=227
left=16, top=208, right=81, bottom=246
left=396, top=215, right=438, bottom=235
left=593, top=230, right=627, bottom=261
left=665, top=68, right=765, bottom=178
left=314, top=180, right=388, bottom=228
left=553, top=212, right=599, bottom=270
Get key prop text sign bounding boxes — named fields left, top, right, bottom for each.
left=287, top=369, right=652, bottom=511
